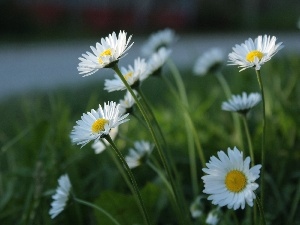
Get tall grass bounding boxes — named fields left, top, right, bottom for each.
left=0, top=53, right=299, bottom=225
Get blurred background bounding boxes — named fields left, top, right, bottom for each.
left=0, top=0, right=299, bottom=100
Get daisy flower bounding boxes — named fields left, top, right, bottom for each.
left=228, top=35, right=284, bottom=71
left=92, top=127, right=118, bottom=154
left=77, top=30, right=133, bottom=76
left=193, top=48, right=224, bottom=76
left=104, top=57, right=148, bottom=92
left=118, top=90, right=138, bottom=115
left=221, top=92, right=261, bottom=115
left=202, top=147, right=261, bottom=210
left=205, top=208, right=221, bottom=225
left=141, top=28, right=177, bottom=56
left=70, top=101, right=129, bottom=147
left=125, top=141, right=154, bottom=169
left=190, top=196, right=204, bottom=219
left=49, top=174, right=72, bottom=219
left=146, top=47, right=172, bottom=78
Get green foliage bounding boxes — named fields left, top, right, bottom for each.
left=0, top=53, right=300, bottom=225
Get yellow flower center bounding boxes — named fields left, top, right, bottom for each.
left=225, top=170, right=247, bottom=193
left=98, top=49, right=112, bottom=64
left=91, top=118, right=108, bottom=133
left=124, top=71, right=133, bottom=81
left=246, top=50, right=264, bottom=62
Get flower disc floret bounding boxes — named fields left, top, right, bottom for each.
left=228, top=34, right=283, bottom=71
left=202, top=147, right=261, bottom=210
left=77, top=30, right=133, bottom=76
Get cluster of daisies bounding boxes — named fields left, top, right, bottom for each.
left=49, top=28, right=283, bottom=223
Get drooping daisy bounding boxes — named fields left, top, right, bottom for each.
left=49, top=174, right=72, bottom=219
left=141, top=28, right=177, bottom=56
left=70, top=102, right=129, bottom=147
left=221, top=92, right=261, bottom=115
left=104, top=57, right=148, bottom=92
left=118, top=90, right=138, bottom=115
left=193, top=48, right=225, bottom=76
left=202, top=147, right=261, bottom=210
left=205, top=208, right=220, bottom=225
left=146, top=47, right=172, bottom=78
left=125, top=141, right=154, bottom=169
left=189, top=195, right=205, bottom=219
left=92, top=127, right=118, bottom=154
left=228, top=35, right=284, bottom=71
left=77, top=30, right=133, bottom=76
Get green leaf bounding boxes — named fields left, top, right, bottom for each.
left=94, top=183, right=165, bottom=225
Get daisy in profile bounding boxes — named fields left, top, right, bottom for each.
left=49, top=174, right=72, bottom=219
left=193, top=48, right=225, bottom=76
left=104, top=57, right=148, bottom=92
left=141, top=28, right=177, bottom=56
left=118, top=90, right=138, bottom=115
left=228, top=35, right=283, bottom=71
left=221, top=92, right=261, bottom=115
left=92, top=127, right=118, bottom=154
left=189, top=195, right=205, bottom=219
left=205, top=208, right=220, bottom=225
left=202, top=147, right=261, bottom=210
left=70, top=102, right=129, bottom=147
left=77, top=30, right=133, bottom=76
left=125, top=141, right=154, bottom=169
left=146, top=47, right=172, bottom=77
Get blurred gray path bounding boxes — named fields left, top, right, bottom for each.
left=0, top=32, right=299, bottom=101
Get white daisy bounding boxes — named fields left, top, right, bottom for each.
left=190, top=196, right=204, bottom=219
left=146, top=47, right=172, bottom=78
left=228, top=35, right=283, bottom=71
left=70, top=101, right=129, bottom=147
left=125, top=141, right=154, bottom=169
left=202, top=147, right=261, bottom=210
left=118, top=90, right=138, bottom=115
left=77, top=30, right=133, bottom=76
left=221, top=92, right=261, bottom=115
left=205, top=208, right=220, bottom=225
left=193, top=48, right=224, bottom=76
left=104, top=57, right=148, bottom=92
left=92, top=127, right=118, bottom=154
left=49, top=174, right=72, bottom=219
left=141, top=28, right=177, bottom=56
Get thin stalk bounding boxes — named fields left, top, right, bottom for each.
left=255, top=70, right=266, bottom=207
left=161, top=74, right=206, bottom=167
left=241, top=115, right=255, bottom=166
left=241, top=115, right=257, bottom=224
left=74, top=197, right=121, bottom=225
left=167, top=60, right=199, bottom=196
left=111, top=64, right=188, bottom=225
left=216, top=72, right=243, bottom=148
left=287, top=178, right=300, bottom=224
left=104, top=135, right=151, bottom=225
left=255, top=194, right=267, bottom=225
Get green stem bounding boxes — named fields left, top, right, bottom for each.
left=216, top=72, right=243, bottom=149
left=74, top=197, right=121, bottom=225
left=112, top=64, right=188, bottom=225
left=255, top=194, right=267, bottom=225
left=104, top=135, right=151, bottom=225
left=241, top=115, right=255, bottom=166
left=167, top=59, right=199, bottom=196
left=255, top=70, right=266, bottom=208
left=287, top=178, right=300, bottom=224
